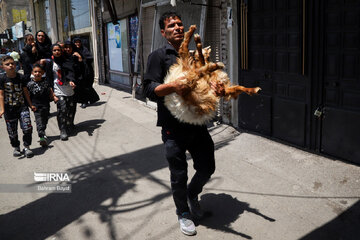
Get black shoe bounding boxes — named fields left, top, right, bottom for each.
left=60, top=130, right=68, bottom=141
left=39, top=136, right=48, bottom=147
left=67, top=124, right=76, bottom=135
left=80, top=103, right=87, bottom=108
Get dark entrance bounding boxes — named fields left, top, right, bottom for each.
left=319, top=0, right=360, bottom=164
left=238, top=0, right=310, bottom=147
left=237, top=0, right=360, bottom=164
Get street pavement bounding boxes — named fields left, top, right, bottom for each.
left=0, top=84, right=359, bottom=240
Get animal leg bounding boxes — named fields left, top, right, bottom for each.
left=179, top=25, right=197, bottom=62
left=224, top=86, right=261, bottom=100
left=194, top=34, right=205, bottom=67
left=195, top=62, right=225, bottom=77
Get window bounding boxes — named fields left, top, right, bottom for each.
left=107, top=19, right=129, bottom=73
left=69, top=0, right=90, bottom=30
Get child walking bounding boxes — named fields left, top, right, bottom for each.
left=0, top=56, right=36, bottom=158
left=45, top=44, right=76, bottom=141
left=27, top=64, right=55, bottom=147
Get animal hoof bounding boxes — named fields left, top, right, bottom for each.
left=194, top=34, right=200, bottom=41
left=216, top=62, right=225, bottom=69
left=254, top=87, right=262, bottom=93
left=189, top=25, right=197, bottom=31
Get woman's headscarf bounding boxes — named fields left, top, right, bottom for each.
left=35, top=30, right=52, bottom=59
left=64, top=40, right=75, bottom=56
left=51, top=44, right=64, bottom=65
left=73, top=37, right=92, bottom=60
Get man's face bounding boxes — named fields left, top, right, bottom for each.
left=37, top=32, right=45, bottom=43
left=2, top=59, right=16, bottom=73
left=161, top=17, right=184, bottom=45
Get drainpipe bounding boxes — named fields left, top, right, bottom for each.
left=132, top=0, right=143, bottom=98
left=89, top=0, right=99, bottom=83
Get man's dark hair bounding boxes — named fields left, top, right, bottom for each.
left=1, top=55, right=14, bottom=65
left=159, top=11, right=181, bottom=30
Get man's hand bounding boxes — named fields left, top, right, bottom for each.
left=173, top=78, right=191, bottom=97
left=69, top=81, right=76, bottom=89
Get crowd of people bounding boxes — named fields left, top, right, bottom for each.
left=0, top=30, right=99, bottom=158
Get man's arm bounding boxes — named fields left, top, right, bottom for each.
left=144, top=51, right=191, bottom=100
left=154, top=76, right=190, bottom=97
left=0, top=90, right=5, bottom=118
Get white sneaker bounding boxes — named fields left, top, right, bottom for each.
left=13, top=147, right=21, bottom=157
left=23, top=147, right=34, bottom=158
left=178, top=212, right=196, bottom=236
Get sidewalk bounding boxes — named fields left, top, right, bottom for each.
left=0, top=84, right=359, bottom=240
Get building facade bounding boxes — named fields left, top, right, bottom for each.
left=0, top=0, right=31, bottom=51
left=29, top=0, right=360, bottom=164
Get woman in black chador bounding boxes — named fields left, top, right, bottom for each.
left=34, top=30, right=52, bottom=61
left=73, top=37, right=99, bottom=108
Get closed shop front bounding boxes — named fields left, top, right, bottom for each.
left=237, top=0, right=360, bottom=164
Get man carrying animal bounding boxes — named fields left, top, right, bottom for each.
left=144, top=11, right=224, bottom=236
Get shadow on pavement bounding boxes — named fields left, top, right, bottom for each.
left=73, top=119, right=106, bottom=136
left=86, top=101, right=107, bottom=107
left=299, top=200, right=360, bottom=240
left=0, top=125, right=240, bottom=239
left=199, top=193, right=276, bottom=239
left=0, top=143, right=168, bottom=240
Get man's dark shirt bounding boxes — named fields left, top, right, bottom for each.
left=144, top=42, right=205, bottom=130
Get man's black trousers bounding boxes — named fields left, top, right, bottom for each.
left=161, top=126, right=215, bottom=216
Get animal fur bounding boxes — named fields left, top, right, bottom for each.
left=164, top=25, right=261, bottom=125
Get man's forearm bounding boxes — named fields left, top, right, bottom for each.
left=154, top=82, right=176, bottom=97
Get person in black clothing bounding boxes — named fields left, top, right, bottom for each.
left=63, top=40, right=84, bottom=130
left=27, top=64, right=55, bottom=147
left=45, top=44, right=77, bottom=141
left=73, top=37, right=99, bottom=108
left=34, top=30, right=52, bottom=62
left=20, top=34, right=37, bottom=82
left=143, top=11, right=224, bottom=236
left=0, top=56, right=36, bottom=158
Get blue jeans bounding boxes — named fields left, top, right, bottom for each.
left=161, top=126, right=215, bottom=215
